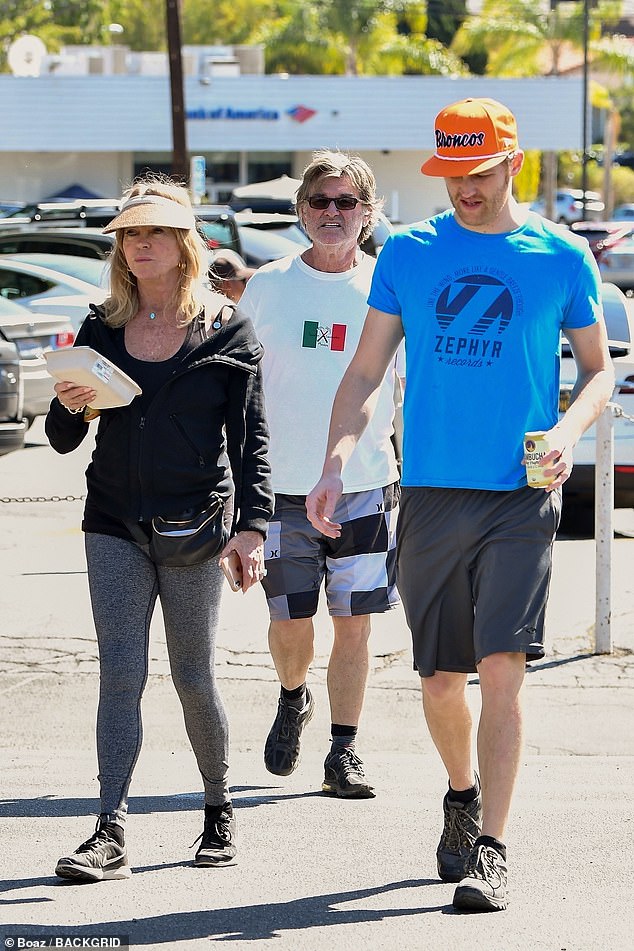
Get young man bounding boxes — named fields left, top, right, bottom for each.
left=240, top=151, right=403, bottom=799
left=306, top=99, right=614, bottom=909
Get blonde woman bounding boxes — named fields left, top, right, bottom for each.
left=46, top=174, right=273, bottom=881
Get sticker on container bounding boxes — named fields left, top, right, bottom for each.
left=92, top=357, right=115, bottom=384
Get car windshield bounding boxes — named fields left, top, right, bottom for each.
left=198, top=220, right=240, bottom=252
left=5, top=253, right=108, bottom=286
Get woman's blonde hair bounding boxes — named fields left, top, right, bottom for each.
left=103, top=173, right=208, bottom=328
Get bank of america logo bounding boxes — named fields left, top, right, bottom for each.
left=288, top=104, right=317, bottom=123
left=302, top=321, right=346, bottom=351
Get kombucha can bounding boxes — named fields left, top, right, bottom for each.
left=523, top=431, right=555, bottom=488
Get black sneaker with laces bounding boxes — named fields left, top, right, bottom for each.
left=321, top=747, right=375, bottom=798
left=452, top=841, right=508, bottom=911
left=436, top=783, right=482, bottom=882
left=193, top=802, right=237, bottom=867
left=264, top=687, right=314, bottom=776
left=55, top=818, right=131, bottom=883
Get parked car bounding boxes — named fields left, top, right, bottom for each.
left=0, top=296, right=74, bottom=426
left=530, top=189, right=605, bottom=225
left=193, top=204, right=242, bottom=256
left=0, top=199, right=122, bottom=231
left=0, top=227, right=114, bottom=259
left=612, top=203, right=634, bottom=221
left=0, top=200, right=24, bottom=217
left=569, top=221, right=634, bottom=263
left=2, top=252, right=109, bottom=289
left=233, top=209, right=393, bottom=265
left=0, top=326, right=26, bottom=455
left=595, top=234, right=634, bottom=293
left=0, top=258, right=107, bottom=332
left=560, top=282, right=634, bottom=510
left=237, top=223, right=308, bottom=266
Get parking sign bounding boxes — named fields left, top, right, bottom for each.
left=190, top=155, right=206, bottom=203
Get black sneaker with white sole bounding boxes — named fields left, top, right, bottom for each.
left=55, top=819, right=131, bottom=883
left=321, top=747, right=375, bottom=798
left=193, top=802, right=237, bottom=867
left=453, top=841, right=508, bottom=912
left=264, top=688, right=314, bottom=776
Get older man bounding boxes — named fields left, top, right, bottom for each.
left=240, top=150, right=403, bottom=799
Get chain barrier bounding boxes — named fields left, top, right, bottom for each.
left=611, top=402, right=634, bottom=425
left=0, top=494, right=85, bottom=504
left=1, top=405, right=631, bottom=506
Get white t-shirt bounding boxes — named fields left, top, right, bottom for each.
left=240, top=252, right=401, bottom=495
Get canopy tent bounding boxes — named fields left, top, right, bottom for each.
left=44, top=183, right=103, bottom=201
left=229, top=175, right=301, bottom=214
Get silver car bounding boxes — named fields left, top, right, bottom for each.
left=598, top=234, right=634, bottom=293
left=560, top=282, right=634, bottom=510
left=0, top=296, right=75, bottom=426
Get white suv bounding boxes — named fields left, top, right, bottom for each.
left=531, top=189, right=605, bottom=225
left=560, top=282, right=634, bottom=510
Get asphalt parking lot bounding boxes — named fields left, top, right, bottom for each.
left=1, top=419, right=633, bottom=951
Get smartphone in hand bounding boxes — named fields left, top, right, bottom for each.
left=220, top=550, right=243, bottom=591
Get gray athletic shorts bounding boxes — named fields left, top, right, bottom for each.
left=397, top=485, right=562, bottom=677
left=263, top=483, right=401, bottom=621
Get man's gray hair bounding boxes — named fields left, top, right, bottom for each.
left=295, top=149, right=383, bottom=246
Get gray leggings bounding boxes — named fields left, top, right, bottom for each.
left=85, top=532, right=229, bottom=824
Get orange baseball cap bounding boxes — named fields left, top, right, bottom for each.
left=421, top=98, right=518, bottom=177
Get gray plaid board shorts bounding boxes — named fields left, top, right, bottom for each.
left=262, top=483, right=401, bottom=620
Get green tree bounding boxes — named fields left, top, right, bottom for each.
left=182, top=0, right=282, bottom=46
left=451, top=0, right=634, bottom=202
left=109, top=0, right=166, bottom=51
left=259, top=0, right=467, bottom=76
left=451, top=0, right=630, bottom=78
left=425, top=0, right=467, bottom=46
left=48, top=0, right=108, bottom=44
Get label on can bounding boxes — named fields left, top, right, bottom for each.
left=523, top=431, right=555, bottom=488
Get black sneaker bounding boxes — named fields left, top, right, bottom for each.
left=453, top=841, right=508, bottom=911
left=436, top=783, right=482, bottom=882
left=322, top=747, right=376, bottom=799
left=193, top=802, right=237, bottom=867
left=264, top=687, right=314, bottom=776
left=55, top=819, right=131, bottom=883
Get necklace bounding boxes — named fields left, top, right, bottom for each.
left=149, top=311, right=157, bottom=320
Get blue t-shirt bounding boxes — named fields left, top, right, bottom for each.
left=368, top=210, right=601, bottom=490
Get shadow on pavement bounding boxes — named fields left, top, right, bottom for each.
left=1, top=879, right=446, bottom=942
left=0, top=787, right=323, bottom=820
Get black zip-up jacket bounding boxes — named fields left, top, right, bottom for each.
left=45, top=301, right=273, bottom=538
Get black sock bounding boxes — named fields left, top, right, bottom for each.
left=330, top=724, right=357, bottom=750
left=475, top=835, right=506, bottom=860
left=448, top=774, right=480, bottom=804
left=281, top=683, right=307, bottom=707
left=205, top=801, right=232, bottom=818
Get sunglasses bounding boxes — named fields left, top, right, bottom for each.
left=306, top=195, right=362, bottom=211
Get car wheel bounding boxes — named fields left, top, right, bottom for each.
left=558, top=502, right=595, bottom=538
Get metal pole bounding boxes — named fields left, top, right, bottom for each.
left=581, top=0, right=590, bottom=220
left=166, top=0, right=188, bottom=182
left=594, top=404, right=614, bottom=654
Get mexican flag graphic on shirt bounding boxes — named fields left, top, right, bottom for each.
left=302, top=321, right=347, bottom=352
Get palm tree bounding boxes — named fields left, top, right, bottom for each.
left=259, top=0, right=468, bottom=76
left=451, top=0, right=634, bottom=215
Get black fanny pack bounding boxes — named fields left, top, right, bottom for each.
left=134, top=494, right=228, bottom=568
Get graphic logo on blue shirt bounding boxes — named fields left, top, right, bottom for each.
left=434, top=273, right=513, bottom=367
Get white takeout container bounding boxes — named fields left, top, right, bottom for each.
left=45, top=346, right=142, bottom=409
